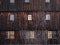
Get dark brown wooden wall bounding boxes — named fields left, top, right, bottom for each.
left=0, top=30, right=60, bottom=44
left=0, top=0, right=60, bottom=45
left=0, top=30, right=48, bottom=44
left=0, top=12, right=60, bottom=31
left=0, top=0, right=60, bottom=11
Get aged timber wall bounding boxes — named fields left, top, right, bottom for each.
left=0, top=12, right=60, bottom=31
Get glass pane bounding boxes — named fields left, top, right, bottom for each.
left=10, top=14, right=14, bottom=21
left=7, top=31, right=14, bottom=39
left=28, top=15, right=32, bottom=20
left=45, top=0, right=50, bottom=3
left=45, top=14, right=50, bottom=20
left=10, top=0, right=15, bottom=3
left=25, top=0, right=29, bottom=3
left=25, top=31, right=30, bottom=39
left=48, top=31, right=52, bottom=39
left=25, top=31, right=34, bottom=39
left=29, top=31, right=34, bottom=38
left=52, top=31, right=57, bottom=39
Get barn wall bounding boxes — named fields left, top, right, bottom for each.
left=0, top=0, right=60, bottom=45
left=0, top=0, right=60, bottom=11
left=0, top=12, right=60, bottom=31
left=0, top=30, right=60, bottom=44
left=0, top=30, right=48, bottom=44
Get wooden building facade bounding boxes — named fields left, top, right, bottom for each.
left=0, top=0, right=60, bottom=11
left=0, top=0, right=60, bottom=45
left=0, top=12, right=60, bottom=31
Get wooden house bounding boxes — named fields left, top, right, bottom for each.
left=0, top=0, right=60, bottom=45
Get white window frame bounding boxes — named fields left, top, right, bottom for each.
left=25, top=31, right=35, bottom=39
left=28, top=15, right=32, bottom=20
left=7, top=31, right=14, bottom=39
left=10, top=14, right=14, bottom=21
left=25, top=31, right=30, bottom=39
left=25, top=0, right=30, bottom=3
left=45, top=0, right=50, bottom=3
left=10, top=0, right=15, bottom=3
left=48, top=31, right=57, bottom=39
left=45, top=14, right=50, bottom=20
left=29, top=31, right=34, bottom=38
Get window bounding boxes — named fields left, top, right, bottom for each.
left=45, top=14, right=50, bottom=20
left=25, top=31, right=30, bottom=39
left=10, top=14, right=14, bottom=21
left=48, top=31, right=52, bottom=39
left=29, top=31, right=34, bottom=38
left=28, top=15, right=32, bottom=20
left=25, top=0, right=29, bottom=3
left=45, top=0, right=50, bottom=3
left=7, top=31, right=15, bottom=39
left=48, top=31, right=57, bottom=39
left=0, top=0, right=2, bottom=5
left=10, top=0, right=15, bottom=3
left=52, top=31, right=57, bottom=39
left=25, top=31, right=34, bottom=39
left=3, top=32, right=8, bottom=39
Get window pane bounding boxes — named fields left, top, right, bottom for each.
left=10, top=14, right=14, bottom=21
left=7, top=31, right=14, bottom=39
left=48, top=31, right=52, bottom=39
left=25, top=31, right=34, bottom=39
left=10, top=0, right=15, bottom=3
left=25, top=0, right=29, bottom=3
left=45, top=14, right=50, bottom=20
left=52, top=31, right=57, bottom=39
left=45, top=0, right=50, bottom=3
left=4, top=32, right=8, bottom=39
left=25, top=31, right=30, bottom=39
left=28, top=15, right=32, bottom=20
left=29, top=31, right=34, bottom=38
